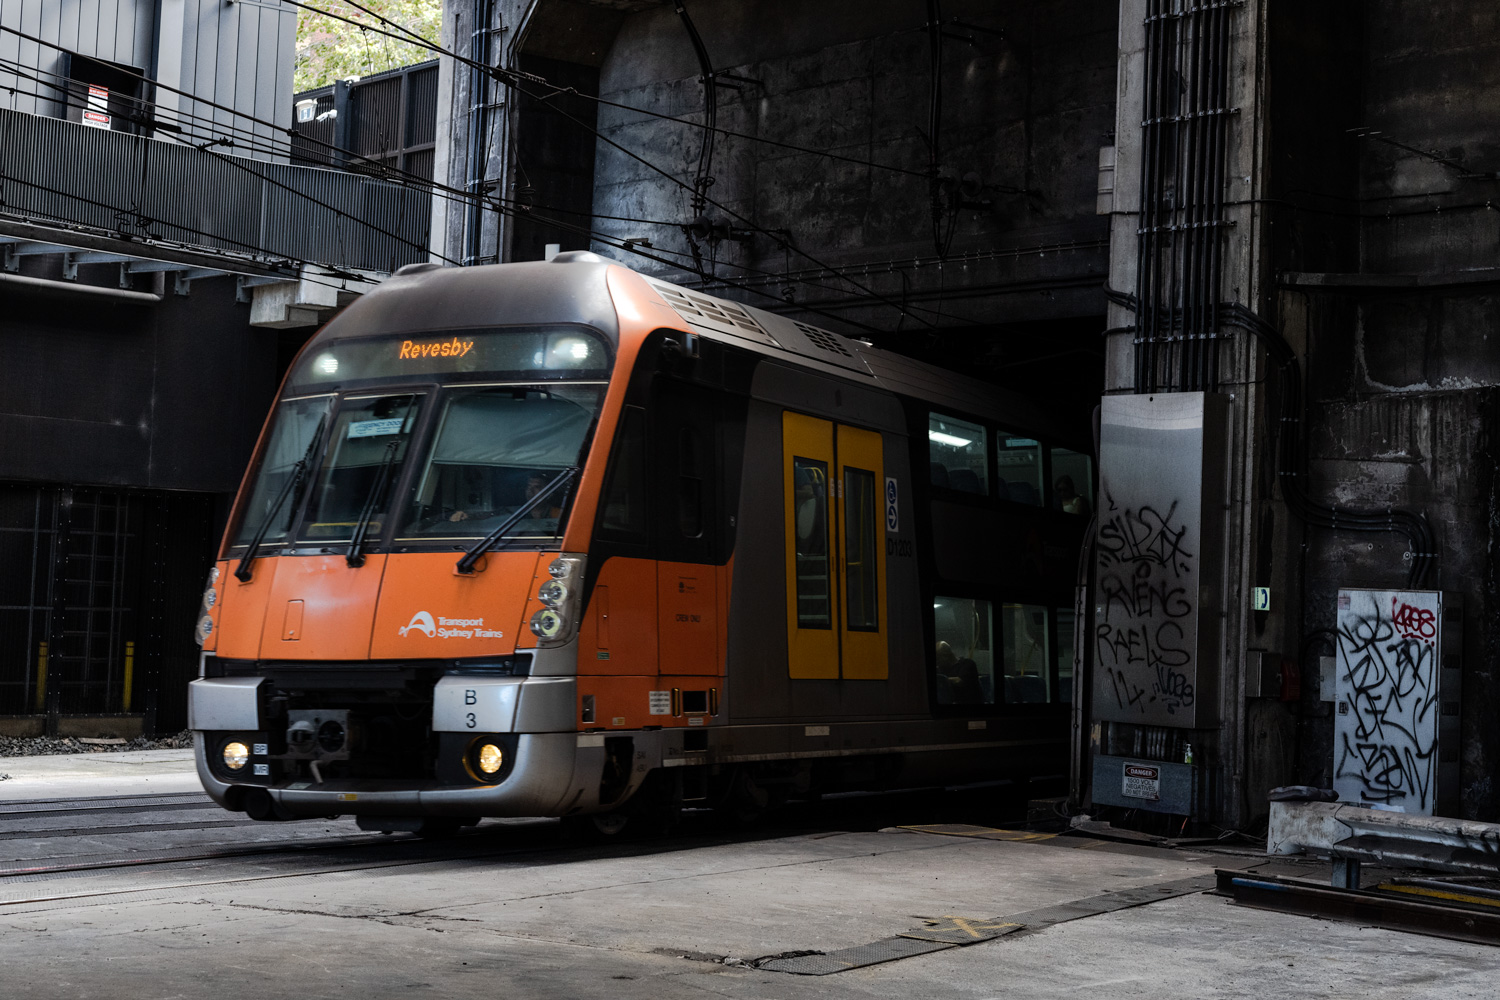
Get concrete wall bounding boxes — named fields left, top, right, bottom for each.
left=434, top=0, right=1117, bottom=338
left=1285, top=2, right=1500, bottom=819
left=584, top=0, right=1117, bottom=332
left=0, top=277, right=279, bottom=494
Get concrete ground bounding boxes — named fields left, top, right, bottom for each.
left=0, top=748, right=200, bottom=800
left=0, top=752, right=1496, bottom=999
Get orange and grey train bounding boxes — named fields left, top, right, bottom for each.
left=189, top=254, right=1091, bottom=833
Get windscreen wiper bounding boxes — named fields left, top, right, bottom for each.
left=235, top=415, right=327, bottom=583
left=347, top=439, right=401, bottom=567
left=456, top=466, right=580, bottom=575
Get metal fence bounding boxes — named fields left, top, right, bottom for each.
left=0, top=106, right=431, bottom=273
left=291, top=61, right=439, bottom=184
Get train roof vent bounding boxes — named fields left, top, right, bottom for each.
left=794, top=321, right=853, bottom=357
left=648, top=280, right=778, bottom=345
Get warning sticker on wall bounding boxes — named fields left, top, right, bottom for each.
left=1122, top=762, right=1161, bottom=801
left=83, top=85, right=111, bottom=129
left=648, top=691, right=671, bottom=715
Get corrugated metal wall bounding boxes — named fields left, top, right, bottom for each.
left=0, top=0, right=295, bottom=163
left=0, top=106, right=431, bottom=271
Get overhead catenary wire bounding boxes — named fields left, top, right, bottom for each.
left=0, top=22, right=934, bottom=330
left=0, top=86, right=907, bottom=333
left=0, top=27, right=953, bottom=334
left=0, top=53, right=694, bottom=240
left=290, top=0, right=936, bottom=180
left=0, top=53, right=432, bottom=278
left=0, top=70, right=918, bottom=333
left=281, top=0, right=937, bottom=328
left=0, top=177, right=381, bottom=300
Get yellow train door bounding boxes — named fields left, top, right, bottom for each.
left=782, top=412, right=889, bottom=680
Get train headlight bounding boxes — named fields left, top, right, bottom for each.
left=196, top=566, right=221, bottom=649
left=475, top=742, right=504, bottom=775
left=222, top=741, right=250, bottom=771
left=530, top=608, right=564, bottom=639
left=526, top=554, right=584, bottom=648
left=538, top=579, right=568, bottom=608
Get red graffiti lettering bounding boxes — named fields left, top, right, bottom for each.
left=1390, top=597, right=1436, bottom=643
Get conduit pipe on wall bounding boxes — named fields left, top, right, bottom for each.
left=1106, top=288, right=1437, bottom=588
left=0, top=272, right=163, bottom=303
left=462, top=0, right=494, bottom=265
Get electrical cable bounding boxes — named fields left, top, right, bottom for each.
left=0, top=48, right=440, bottom=266
left=1, top=55, right=696, bottom=246
left=0, top=25, right=932, bottom=329
left=0, top=71, right=918, bottom=331
left=289, top=0, right=936, bottom=180
left=282, top=0, right=937, bottom=328
left=1105, top=288, right=1435, bottom=587
left=1, top=26, right=980, bottom=331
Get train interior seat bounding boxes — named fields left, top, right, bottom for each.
left=930, top=462, right=950, bottom=489
left=1007, top=480, right=1040, bottom=506
left=947, top=468, right=982, bottom=494
left=1004, top=674, right=1048, bottom=704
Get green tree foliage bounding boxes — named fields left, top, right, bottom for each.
left=295, top=2, right=442, bottom=92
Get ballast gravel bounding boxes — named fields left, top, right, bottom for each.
left=0, top=731, right=195, bottom=757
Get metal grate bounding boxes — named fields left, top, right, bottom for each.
left=652, top=283, right=767, bottom=336
left=795, top=321, right=853, bottom=357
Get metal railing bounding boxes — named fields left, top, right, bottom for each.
left=0, top=106, right=431, bottom=273
left=1268, top=798, right=1500, bottom=886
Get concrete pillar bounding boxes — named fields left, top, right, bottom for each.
left=1097, top=0, right=1286, bottom=829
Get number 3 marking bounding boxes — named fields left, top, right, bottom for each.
left=466, top=713, right=476, bottom=729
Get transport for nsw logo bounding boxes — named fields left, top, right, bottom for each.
left=399, top=611, right=437, bottom=637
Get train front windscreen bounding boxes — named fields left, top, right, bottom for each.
left=229, top=327, right=611, bottom=552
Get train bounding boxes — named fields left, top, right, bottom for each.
left=188, top=254, right=1091, bottom=835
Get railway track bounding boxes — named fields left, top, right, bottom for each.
left=0, top=790, right=437, bottom=879
left=0, top=778, right=1046, bottom=914
left=0, top=790, right=581, bottom=912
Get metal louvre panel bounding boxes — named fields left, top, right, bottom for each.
left=406, top=65, right=439, bottom=146
left=0, top=107, right=430, bottom=270
left=404, top=148, right=435, bottom=183
left=350, top=76, right=401, bottom=158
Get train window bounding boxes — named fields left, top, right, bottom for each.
left=1051, top=446, right=1093, bottom=516
left=792, top=457, right=832, bottom=628
left=598, top=406, right=646, bottom=540
left=678, top=426, right=704, bottom=538
left=398, top=385, right=603, bottom=538
left=1055, top=608, right=1076, bottom=704
left=928, top=414, right=988, bottom=495
left=934, top=597, right=995, bottom=704
left=231, top=396, right=333, bottom=547
left=1001, top=604, right=1050, bottom=703
left=300, top=394, right=422, bottom=540
left=843, top=467, right=879, bottom=631
left=996, top=435, right=1043, bottom=506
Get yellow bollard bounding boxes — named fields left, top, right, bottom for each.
left=123, top=640, right=135, bottom=712
left=34, top=641, right=48, bottom=713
